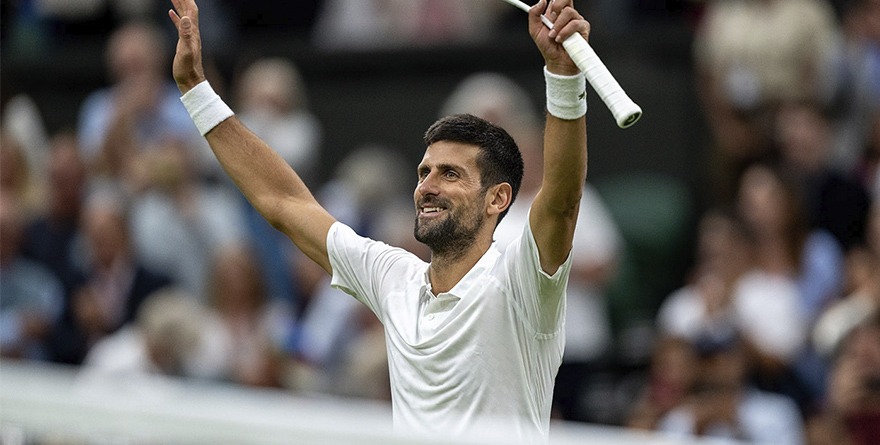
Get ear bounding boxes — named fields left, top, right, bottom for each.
left=485, top=182, right=513, bottom=218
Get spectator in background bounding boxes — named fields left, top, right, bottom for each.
left=693, top=0, right=841, bottom=203
left=0, top=191, right=64, bottom=360
left=310, top=0, right=508, bottom=50
left=21, top=132, right=88, bottom=299
left=656, top=334, right=806, bottom=445
left=288, top=145, right=413, bottom=397
left=2, top=93, right=49, bottom=189
left=736, top=162, right=844, bottom=409
left=232, top=57, right=324, bottom=304
left=813, top=201, right=880, bottom=362
left=318, top=144, right=411, bottom=238
left=830, top=0, right=880, bottom=173
left=854, top=111, right=880, bottom=200
left=775, top=101, right=871, bottom=251
left=234, top=57, right=321, bottom=183
left=0, top=131, right=44, bottom=217
left=52, top=190, right=172, bottom=364
left=9, top=0, right=234, bottom=41
left=205, top=243, right=294, bottom=388
left=128, top=138, right=246, bottom=301
left=290, top=251, right=391, bottom=400
left=79, top=288, right=212, bottom=383
left=625, top=336, right=699, bottom=431
left=76, top=21, right=202, bottom=185
left=656, top=207, right=807, bottom=391
left=439, top=72, right=623, bottom=423
left=814, top=314, right=880, bottom=445
left=737, top=163, right=844, bottom=326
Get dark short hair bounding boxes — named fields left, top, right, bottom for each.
left=423, top=114, right=524, bottom=224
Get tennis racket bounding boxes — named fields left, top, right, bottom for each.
left=500, top=0, right=642, bottom=128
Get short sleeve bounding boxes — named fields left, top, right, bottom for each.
left=326, top=222, right=422, bottom=321
left=501, top=219, right=572, bottom=336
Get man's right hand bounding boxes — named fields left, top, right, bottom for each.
left=169, top=0, right=207, bottom=94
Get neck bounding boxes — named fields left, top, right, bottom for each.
left=427, top=237, right=492, bottom=294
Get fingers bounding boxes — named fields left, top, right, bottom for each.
left=168, top=9, right=181, bottom=28
left=551, top=9, right=590, bottom=43
left=528, top=0, right=548, bottom=32
left=169, top=0, right=206, bottom=91
left=169, top=0, right=201, bottom=40
left=529, top=0, right=547, bottom=16
left=168, top=9, right=193, bottom=40
left=544, top=0, right=590, bottom=43
left=169, top=0, right=199, bottom=26
left=171, top=0, right=183, bottom=19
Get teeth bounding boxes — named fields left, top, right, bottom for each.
left=422, top=207, right=443, bottom=213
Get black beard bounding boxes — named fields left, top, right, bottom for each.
left=414, top=209, right=483, bottom=259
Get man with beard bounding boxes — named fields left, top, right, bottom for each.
left=168, top=0, right=590, bottom=439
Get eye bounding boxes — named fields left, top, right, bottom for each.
left=417, top=167, right=429, bottom=182
left=443, top=169, right=459, bottom=180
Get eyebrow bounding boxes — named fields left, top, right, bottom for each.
left=418, top=162, right=467, bottom=173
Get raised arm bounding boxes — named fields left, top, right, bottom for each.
left=527, top=0, right=589, bottom=274
left=168, top=0, right=336, bottom=273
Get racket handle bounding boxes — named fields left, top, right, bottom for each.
left=561, top=33, right=642, bottom=128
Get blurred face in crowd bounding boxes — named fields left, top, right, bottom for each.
left=697, top=211, right=753, bottom=282
left=649, top=338, right=698, bottom=409
left=776, top=103, right=829, bottom=173
left=107, top=23, right=164, bottom=82
left=237, top=58, right=304, bottom=115
left=738, top=164, right=808, bottom=243
left=47, top=134, right=86, bottom=220
left=414, top=141, right=488, bottom=257
left=143, top=140, right=192, bottom=194
left=82, top=201, right=129, bottom=269
left=210, top=245, right=266, bottom=315
left=738, top=165, right=786, bottom=234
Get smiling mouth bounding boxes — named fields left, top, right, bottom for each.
left=419, top=206, right=448, bottom=217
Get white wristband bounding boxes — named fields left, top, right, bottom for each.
left=180, top=80, right=234, bottom=136
left=544, top=66, right=587, bottom=120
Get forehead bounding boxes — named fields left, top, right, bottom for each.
left=418, top=141, right=481, bottom=169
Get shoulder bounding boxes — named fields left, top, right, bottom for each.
left=328, top=222, right=426, bottom=273
left=498, top=219, right=568, bottom=279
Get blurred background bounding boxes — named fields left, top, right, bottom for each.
left=1, top=0, right=879, bottom=444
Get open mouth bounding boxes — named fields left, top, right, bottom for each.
left=418, top=202, right=449, bottom=217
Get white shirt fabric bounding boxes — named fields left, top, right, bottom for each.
left=494, top=185, right=620, bottom=361
left=327, top=220, right=571, bottom=439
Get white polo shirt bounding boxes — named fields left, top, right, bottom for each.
left=327, top=220, right=570, bottom=439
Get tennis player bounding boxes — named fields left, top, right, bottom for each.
left=169, top=0, right=590, bottom=440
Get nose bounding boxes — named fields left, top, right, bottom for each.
left=415, top=171, right=440, bottom=198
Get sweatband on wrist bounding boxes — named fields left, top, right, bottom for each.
left=180, top=80, right=234, bottom=136
left=544, top=66, right=587, bottom=120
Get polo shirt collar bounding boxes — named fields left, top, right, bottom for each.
left=419, top=242, right=501, bottom=302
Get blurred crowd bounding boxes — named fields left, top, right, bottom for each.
left=2, top=1, right=880, bottom=445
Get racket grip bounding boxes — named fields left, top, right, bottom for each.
left=562, top=33, right=642, bottom=128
